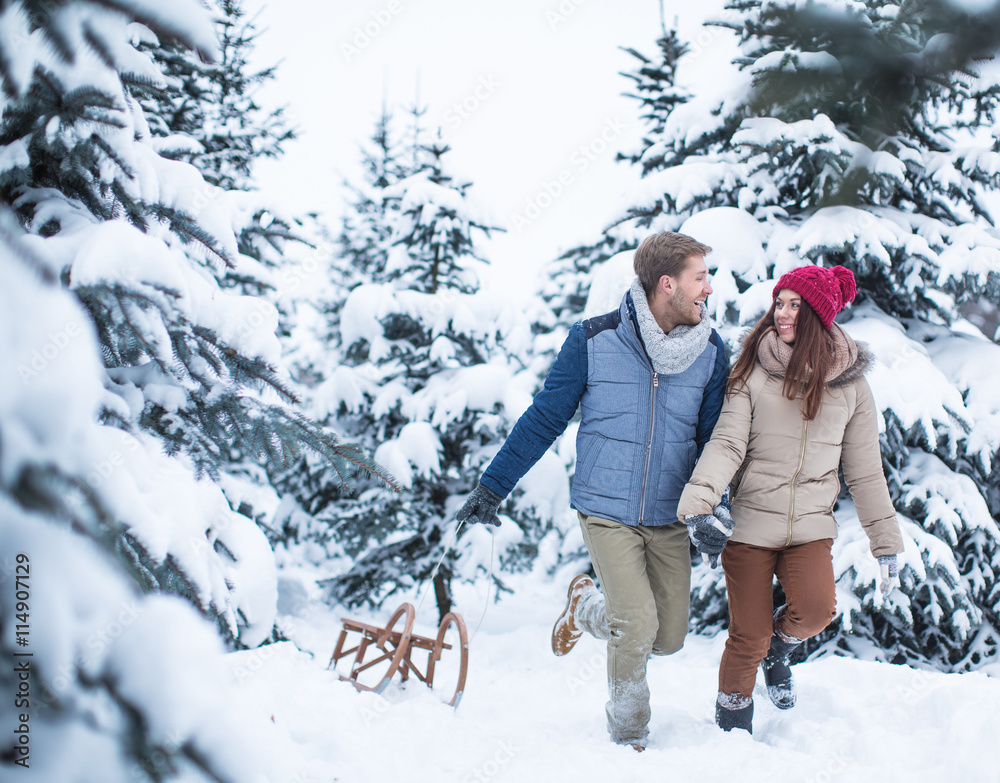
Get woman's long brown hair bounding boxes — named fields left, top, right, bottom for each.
left=727, top=296, right=837, bottom=420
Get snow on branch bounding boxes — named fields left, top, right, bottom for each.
left=844, top=303, right=971, bottom=455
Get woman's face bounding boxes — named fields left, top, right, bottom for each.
left=774, top=289, right=802, bottom=345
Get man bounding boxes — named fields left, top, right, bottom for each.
left=457, top=231, right=729, bottom=750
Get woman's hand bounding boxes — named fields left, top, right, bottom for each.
left=878, top=555, right=900, bottom=596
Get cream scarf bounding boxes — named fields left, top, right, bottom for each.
left=756, top=323, right=859, bottom=382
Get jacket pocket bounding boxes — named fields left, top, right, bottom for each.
left=731, top=457, right=752, bottom=501
left=575, top=433, right=607, bottom=485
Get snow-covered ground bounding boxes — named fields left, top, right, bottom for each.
left=229, top=571, right=1000, bottom=783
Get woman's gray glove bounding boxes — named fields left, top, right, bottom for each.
left=456, top=482, right=503, bottom=527
left=878, top=554, right=900, bottom=596
left=685, top=488, right=735, bottom=568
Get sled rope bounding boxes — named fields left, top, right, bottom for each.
left=415, top=517, right=465, bottom=620
left=415, top=516, right=495, bottom=643
left=470, top=529, right=495, bottom=643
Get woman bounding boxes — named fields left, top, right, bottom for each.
left=677, top=264, right=903, bottom=734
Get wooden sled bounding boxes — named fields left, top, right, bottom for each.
left=328, top=602, right=469, bottom=707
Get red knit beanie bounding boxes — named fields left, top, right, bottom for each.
left=772, top=265, right=857, bottom=330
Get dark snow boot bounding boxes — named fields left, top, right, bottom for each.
left=715, top=693, right=753, bottom=734
left=761, top=630, right=801, bottom=710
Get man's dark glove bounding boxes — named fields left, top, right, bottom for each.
left=457, top=482, right=503, bottom=527
left=685, top=488, right=735, bottom=569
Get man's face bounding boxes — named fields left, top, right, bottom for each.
left=661, top=255, right=713, bottom=330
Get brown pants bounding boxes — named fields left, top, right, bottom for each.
left=719, top=539, right=836, bottom=699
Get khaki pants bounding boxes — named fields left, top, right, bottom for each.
left=719, top=539, right=836, bottom=699
left=576, top=513, right=691, bottom=744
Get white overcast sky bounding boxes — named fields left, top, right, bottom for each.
left=243, top=0, right=734, bottom=297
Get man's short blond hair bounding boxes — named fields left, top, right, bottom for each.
left=633, top=232, right=712, bottom=296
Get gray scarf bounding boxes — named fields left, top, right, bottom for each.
left=630, top=277, right=711, bottom=375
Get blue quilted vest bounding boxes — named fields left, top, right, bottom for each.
left=571, top=294, right=721, bottom=526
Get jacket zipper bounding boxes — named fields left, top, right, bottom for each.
left=786, top=419, right=808, bottom=546
left=638, top=370, right=658, bottom=525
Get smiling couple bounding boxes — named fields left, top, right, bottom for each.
left=458, top=232, right=902, bottom=746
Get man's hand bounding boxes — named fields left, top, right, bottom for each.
left=457, top=482, right=503, bottom=527
left=685, top=509, right=735, bottom=569
left=878, top=554, right=900, bottom=597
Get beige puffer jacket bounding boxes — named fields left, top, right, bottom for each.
left=677, top=326, right=903, bottom=558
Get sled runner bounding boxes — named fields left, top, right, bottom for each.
left=328, top=602, right=469, bottom=707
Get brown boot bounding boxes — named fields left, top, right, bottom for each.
left=551, top=574, right=595, bottom=656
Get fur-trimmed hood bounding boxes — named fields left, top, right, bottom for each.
left=829, top=340, right=875, bottom=388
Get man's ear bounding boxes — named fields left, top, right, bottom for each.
left=658, top=274, right=673, bottom=296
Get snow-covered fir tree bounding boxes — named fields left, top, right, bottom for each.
left=543, top=25, right=716, bottom=330
left=276, top=130, right=559, bottom=622
left=0, top=0, right=392, bottom=647
left=269, top=104, right=419, bottom=549
left=338, top=104, right=414, bottom=288
left=552, top=2, right=1000, bottom=669
left=285, top=103, right=416, bottom=386
left=132, top=0, right=357, bottom=533
left=290, top=101, right=426, bottom=361
left=0, top=4, right=298, bottom=780
left=135, top=0, right=302, bottom=300
left=380, top=136, right=490, bottom=294
left=137, top=0, right=293, bottom=192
